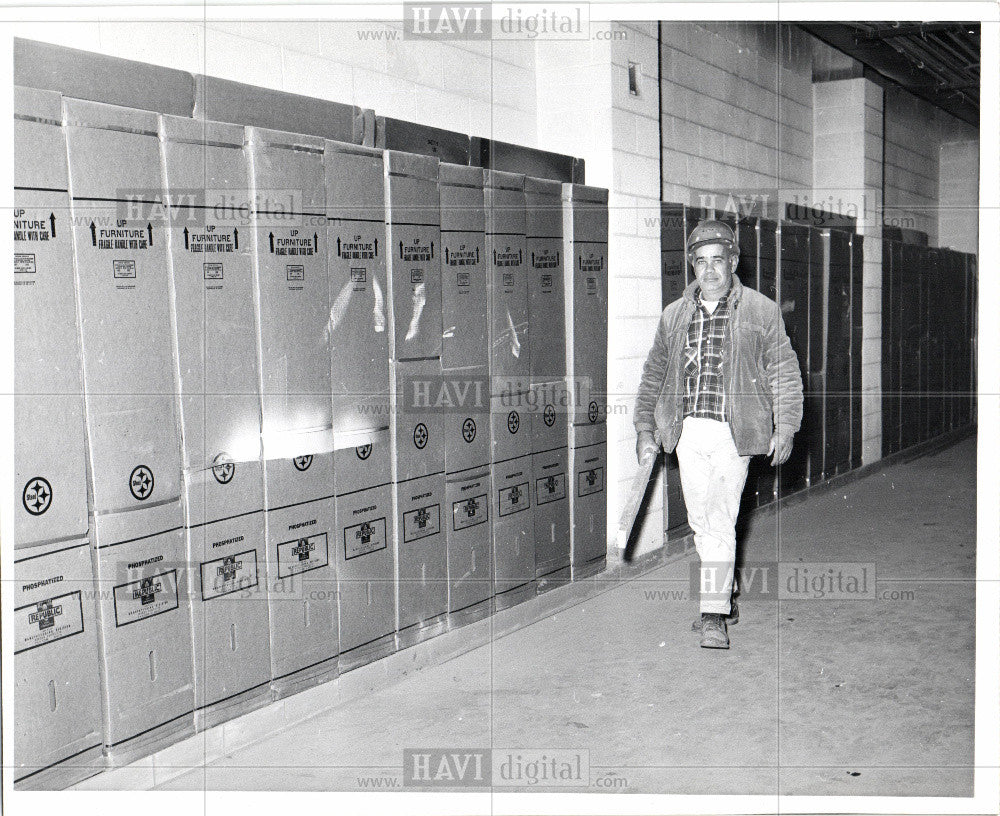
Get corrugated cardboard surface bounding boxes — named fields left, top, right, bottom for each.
left=64, top=98, right=183, bottom=514
left=14, top=87, right=89, bottom=547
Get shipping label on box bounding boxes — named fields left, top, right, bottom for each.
left=200, top=549, right=260, bottom=601
left=113, top=569, right=180, bottom=627
left=577, top=466, right=604, bottom=497
left=15, top=590, right=85, bottom=654
left=403, top=504, right=441, bottom=542
left=453, top=493, right=488, bottom=531
left=276, top=532, right=330, bottom=579
left=536, top=472, right=566, bottom=505
left=498, top=482, right=530, bottom=516
left=344, top=516, right=388, bottom=560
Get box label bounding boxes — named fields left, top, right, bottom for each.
left=14, top=253, right=36, bottom=274
left=345, top=517, right=388, bottom=560
left=15, top=591, right=85, bottom=654
left=113, top=570, right=179, bottom=627
left=203, top=263, right=224, bottom=280
left=577, top=466, right=604, bottom=497
left=277, top=532, right=329, bottom=578
left=536, top=472, right=566, bottom=505
left=446, top=244, right=479, bottom=267
left=336, top=237, right=378, bottom=260
left=498, top=482, right=530, bottom=516
left=185, top=227, right=237, bottom=254
left=13, top=212, right=54, bottom=243
left=453, top=494, right=488, bottom=530
left=200, top=549, right=259, bottom=601
left=401, top=240, right=433, bottom=263
left=403, top=504, right=441, bottom=543
left=532, top=250, right=560, bottom=269
left=271, top=232, right=317, bottom=256
left=494, top=248, right=522, bottom=268
left=113, top=259, right=136, bottom=279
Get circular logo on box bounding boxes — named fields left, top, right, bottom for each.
left=356, top=443, right=372, bottom=460
left=462, top=418, right=477, bottom=443
left=212, top=453, right=235, bottom=485
left=293, top=455, right=313, bottom=472
left=130, top=465, right=154, bottom=501
left=413, top=422, right=429, bottom=450
left=543, top=404, right=556, bottom=427
left=507, top=410, right=520, bottom=434
left=22, top=477, right=52, bottom=516
left=588, top=401, right=599, bottom=423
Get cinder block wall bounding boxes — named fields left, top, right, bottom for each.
left=659, top=22, right=814, bottom=206
left=536, top=22, right=663, bottom=557
left=884, top=86, right=978, bottom=245
left=939, top=140, right=980, bottom=253
left=814, top=78, right=885, bottom=465
left=608, top=24, right=663, bottom=558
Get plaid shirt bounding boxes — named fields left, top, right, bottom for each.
left=683, top=289, right=731, bottom=421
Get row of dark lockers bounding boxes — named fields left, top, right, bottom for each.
left=881, top=238, right=978, bottom=455
left=661, top=204, right=858, bottom=541
left=659, top=203, right=976, bottom=544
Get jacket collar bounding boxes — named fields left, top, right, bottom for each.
left=682, top=272, right=744, bottom=307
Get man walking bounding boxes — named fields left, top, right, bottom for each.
left=634, top=220, right=803, bottom=649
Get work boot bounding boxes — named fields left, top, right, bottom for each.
left=699, top=613, right=730, bottom=649
left=691, top=597, right=739, bottom=631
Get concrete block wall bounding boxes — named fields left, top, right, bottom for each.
left=536, top=22, right=664, bottom=558
left=608, top=23, right=663, bottom=558
left=535, top=35, right=614, bottom=182
left=659, top=22, right=814, bottom=207
left=884, top=86, right=978, bottom=245
left=939, top=140, right=980, bottom=253
left=813, top=78, right=884, bottom=464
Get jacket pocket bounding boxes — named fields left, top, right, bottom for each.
left=736, top=323, right=764, bottom=359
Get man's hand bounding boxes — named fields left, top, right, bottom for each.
left=768, top=430, right=793, bottom=466
left=636, top=430, right=659, bottom=464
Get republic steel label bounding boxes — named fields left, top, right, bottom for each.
left=345, top=517, right=387, bottom=560
left=15, top=590, right=85, bottom=653
left=277, top=533, right=330, bottom=579
left=200, top=549, right=260, bottom=601
left=498, top=482, right=530, bottom=516
left=577, top=466, right=604, bottom=497
left=403, top=504, right=441, bottom=543
left=535, top=472, right=566, bottom=505
left=452, top=494, right=488, bottom=530
left=113, top=569, right=179, bottom=627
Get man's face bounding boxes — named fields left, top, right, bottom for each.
left=691, top=242, right=737, bottom=300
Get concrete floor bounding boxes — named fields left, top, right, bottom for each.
left=153, top=436, right=976, bottom=796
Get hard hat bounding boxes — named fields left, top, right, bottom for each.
left=686, top=220, right=738, bottom=258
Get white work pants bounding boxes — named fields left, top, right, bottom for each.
left=675, top=417, right=751, bottom=614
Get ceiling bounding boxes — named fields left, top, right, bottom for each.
left=801, top=22, right=980, bottom=127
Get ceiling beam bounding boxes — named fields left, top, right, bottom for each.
left=799, top=23, right=979, bottom=127
left=862, top=22, right=978, bottom=40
